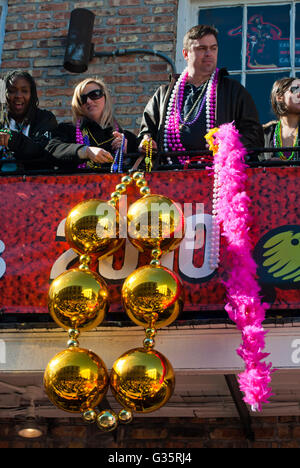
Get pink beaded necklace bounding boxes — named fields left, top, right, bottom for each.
left=164, top=67, right=219, bottom=164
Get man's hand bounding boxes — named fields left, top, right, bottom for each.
left=138, top=135, right=158, bottom=153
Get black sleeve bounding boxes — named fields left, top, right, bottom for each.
left=138, top=86, right=165, bottom=143
left=46, top=123, right=84, bottom=166
left=8, top=111, right=58, bottom=161
left=124, top=130, right=138, bottom=155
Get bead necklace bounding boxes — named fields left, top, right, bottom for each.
left=273, top=120, right=299, bottom=160
left=143, top=138, right=153, bottom=172
left=164, top=67, right=219, bottom=165
left=111, top=133, right=125, bottom=173
left=177, top=81, right=208, bottom=129
left=86, top=127, right=114, bottom=147
left=76, top=120, right=124, bottom=172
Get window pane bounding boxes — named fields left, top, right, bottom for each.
left=296, top=3, right=300, bottom=68
left=247, top=5, right=291, bottom=69
left=229, top=73, right=241, bottom=84
left=199, top=7, right=243, bottom=70
left=246, top=72, right=288, bottom=124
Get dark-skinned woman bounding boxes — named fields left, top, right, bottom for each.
left=0, top=70, right=58, bottom=172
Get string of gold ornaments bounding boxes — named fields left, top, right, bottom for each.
left=44, top=172, right=186, bottom=432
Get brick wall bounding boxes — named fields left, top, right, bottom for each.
left=1, top=416, right=300, bottom=448
left=2, top=0, right=178, bottom=133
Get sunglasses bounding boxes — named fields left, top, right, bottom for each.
left=80, top=88, right=104, bottom=105
left=290, top=85, right=300, bottom=95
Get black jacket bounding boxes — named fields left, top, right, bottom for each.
left=1, top=108, right=58, bottom=170
left=47, top=118, right=139, bottom=170
left=139, top=68, right=264, bottom=160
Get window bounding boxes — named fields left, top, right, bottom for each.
left=0, top=0, right=7, bottom=64
left=176, top=0, right=300, bottom=124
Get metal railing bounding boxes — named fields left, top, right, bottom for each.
left=0, top=146, right=300, bottom=177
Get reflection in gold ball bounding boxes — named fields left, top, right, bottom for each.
left=44, top=347, right=109, bottom=413
left=122, top=265, right=184, bottom=328
left=97, top=410, right=118, bottom=432
left=65, top=199, right=125, bottom=258
left=110, top=347, right=175, bottom=413
left=118, top=409, right=133, bottom=424
left=82, top=409, right=98, bottom=423
left=127, top=194, right=185, bottom=253
left=48, top=268, right=109, bottom=331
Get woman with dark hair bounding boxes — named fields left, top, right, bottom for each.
left=262, top=76, right=300, bottom=161
left=0, top=70, right=57, bottom=171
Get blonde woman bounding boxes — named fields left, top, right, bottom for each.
left=47, top=77, right=138, bottom=170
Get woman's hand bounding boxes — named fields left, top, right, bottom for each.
left=79, top=146, right=113, bottom=164
left=138, top=135, right=157, bottom=153
left=0, top=131, right=11, bottom=148
left=112, top=131, right=128, bottom=153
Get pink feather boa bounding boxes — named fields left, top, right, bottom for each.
left=206, top=122, right=273, bottom=411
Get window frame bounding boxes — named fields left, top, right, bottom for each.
left=176, top=0, right=299, bottom=85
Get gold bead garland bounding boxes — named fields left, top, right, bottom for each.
left=44, top=172, right=185, bottom=431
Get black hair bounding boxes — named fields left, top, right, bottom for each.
left=4, top=70, right=39, bottom=123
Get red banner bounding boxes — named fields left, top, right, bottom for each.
left=0, top=168, right=299, bottom=320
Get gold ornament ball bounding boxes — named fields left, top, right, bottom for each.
left=97, top=410, right=118, bottom=432
left=65, top=199, right=125, bottom=258
left=110, top=347, right=175, bottom=413
left=44, top=347, right=109, bottom=413
left=48, top=268, right=109, bottom=331
left=82, top=409, right=98, bottom=423
left=118, top=409, right=133, bottom=424
left=122, top=264, right=184, bottom=328
left=127, top=194, right=185, bottom=253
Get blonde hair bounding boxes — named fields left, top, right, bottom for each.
left=71, top=77, right=114, bottom=127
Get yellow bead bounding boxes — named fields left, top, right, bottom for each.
left=132, top=171, right=144, bottom=180
left=136, top=178, right=147, bottom=187
left=140, top=186, right=151, bottom=196
left=97, top=410, right=118, bottom=432
left=149, top=259, right=161, bottom=266
left=121, top=175, right=132, bottom=185
left=79, top=254, right=91, bottom=265
left=110, top=191, right=121, bottom=200
left=118, top=409, right=133, bottom=424
left=82, top=409, right=98, bottom=423
left=151, top=248, right=162, bottom=259
left=116, top=183, right=127, bottom=193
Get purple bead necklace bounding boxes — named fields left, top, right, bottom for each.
left=76, top=120, right=90, bottom=169
left=164, top=67, right=219, bottom=165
